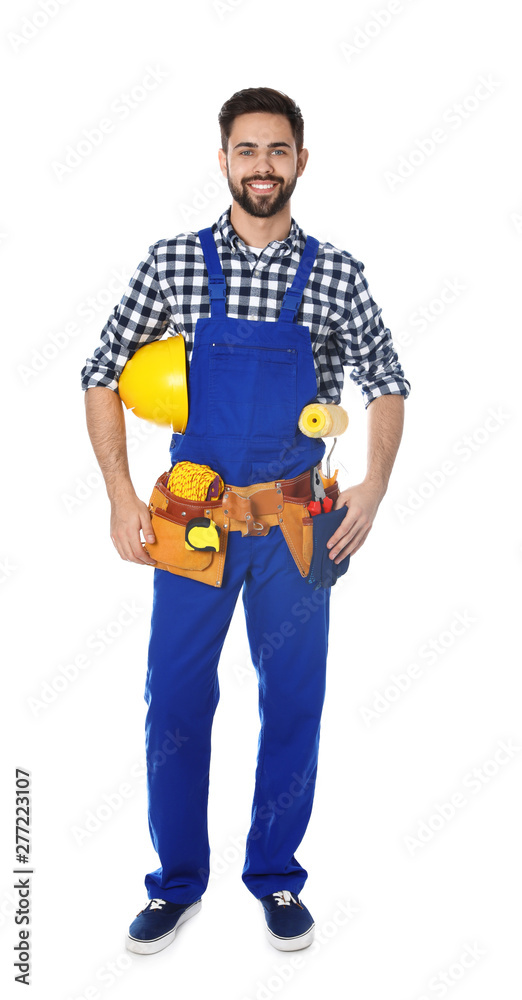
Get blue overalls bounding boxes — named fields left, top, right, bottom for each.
left=144, top=227, right=330, bottom=903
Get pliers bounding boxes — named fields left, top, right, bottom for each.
left=308, top=466, right=333, bottom=517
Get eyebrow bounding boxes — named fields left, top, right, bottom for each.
left=232, top=141, right=293, bottom=150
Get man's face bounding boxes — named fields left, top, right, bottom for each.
left=218, top=112, right=308, bottom=219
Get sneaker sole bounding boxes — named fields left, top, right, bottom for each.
left=126, top=900, right=202, bottom=955
left=265, top=921, right=315, bottom=952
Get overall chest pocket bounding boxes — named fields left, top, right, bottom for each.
left=208, top=344, right=297, bottom=441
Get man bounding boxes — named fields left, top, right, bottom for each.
left=81, top=87, right=410, bottom=956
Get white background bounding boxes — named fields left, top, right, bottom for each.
left=1, top=0, right=521, bottom=997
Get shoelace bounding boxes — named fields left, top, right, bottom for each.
left=136, top=898, right=168, bottom=915
left=272, top=890, right=303, bottom=909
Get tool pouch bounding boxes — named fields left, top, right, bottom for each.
left=143, top=472, right=229, bottom=587
left=143, top=466, right=343, bottom=589
left=304, top=506, right=350, bottom=590
left=278, top=472, right=341, bottom=579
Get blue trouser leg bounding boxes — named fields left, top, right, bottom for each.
left=241, top=526, right=330, bottom=899
left=143, top=529, right=250, bottom=904
left=143, top=524, right=330, bottom=904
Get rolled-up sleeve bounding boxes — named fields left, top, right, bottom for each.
left=80, top=244, right=169, bottom=392
left=335, top=261, right=411, bottom=409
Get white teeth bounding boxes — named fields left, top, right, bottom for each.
left=250, top=183, right=275, bottom=189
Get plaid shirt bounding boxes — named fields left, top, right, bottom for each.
left=80, top=206, right=411, bottom=408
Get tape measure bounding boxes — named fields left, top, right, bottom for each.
left=185, top=517, right=221, bottom=552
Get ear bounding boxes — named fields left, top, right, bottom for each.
left=297, top=147, right=309, bottom=177
left=218, top=148, right=227, bottom=178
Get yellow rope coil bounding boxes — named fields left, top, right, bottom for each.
left=167, top=461, right=224, bottom=501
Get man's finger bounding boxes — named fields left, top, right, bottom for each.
left=111, top=530, right=155, bottom=565
left=140, top=541, right=157, bottom=564
left=128, top=533, right=157, bottom=565
left=334, top=524, right=372, bottom=561
left=326, top=510, right=352, bottom=550
left=329, top=521, right=363, bottom=559
left=140, top=508, right=156, bottom=544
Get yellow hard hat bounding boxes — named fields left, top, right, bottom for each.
left=118, top=335, right=188, bottom=430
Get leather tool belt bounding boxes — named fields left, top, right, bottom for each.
left=144, top=467, right=341, bottom=588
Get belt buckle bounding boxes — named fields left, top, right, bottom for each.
left=222, top=484, right=282, bottom=523
left=244, top=513, right=268, bottom=536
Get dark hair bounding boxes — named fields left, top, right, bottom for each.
left=218, top=87, right=304, bottom=153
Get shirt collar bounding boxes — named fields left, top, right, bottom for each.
left=215, top=204, right=303, bottom=256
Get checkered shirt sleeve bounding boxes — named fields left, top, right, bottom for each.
left=80, top=248, right=169, bottom=392
left=336, top=260, right=410, bottom=409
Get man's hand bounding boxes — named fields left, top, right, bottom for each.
left=326, top=481, right=384, bottom=562
left=325, top=394, right=406, bottom=562
left=110, top=493, right=157, bottom=566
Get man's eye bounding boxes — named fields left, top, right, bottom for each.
left=238, top=149, right=286, bottom=155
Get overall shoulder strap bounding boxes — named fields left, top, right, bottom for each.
left=198, top=228, right=226, bottom=318
left=278, top=236, right=320, bottom=323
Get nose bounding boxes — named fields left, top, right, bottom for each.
left=250, top=149, right=274, bottom=174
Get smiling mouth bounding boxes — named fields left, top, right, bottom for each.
left=247, top=181, right=278, bottom=193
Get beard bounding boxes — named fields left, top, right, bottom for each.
left=226, top=170, right=298, bottom=218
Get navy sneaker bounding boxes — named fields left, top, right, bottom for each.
left=126, top=897, right=201, bottom=954
left=259, top=890, right=315, bottom=951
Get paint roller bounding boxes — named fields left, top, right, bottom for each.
left=298, top=403, right=349, bottom=479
